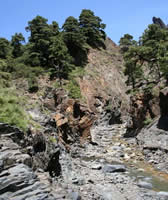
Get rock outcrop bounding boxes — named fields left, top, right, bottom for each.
left=153, top=17, right=168, bottom=29
left=125, top=91, right=160, bottom=137
left=79, top=40, right=130, bottom=121
left=0, top=123, right=55, bottom=200
left=53, top=91, right=95, bottom=146
left=136, top=87, right=168, bottom=172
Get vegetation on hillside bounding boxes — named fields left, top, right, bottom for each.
left=0, top=9, right=106, bottom=130
left=120, top=23, right=168, bottom=90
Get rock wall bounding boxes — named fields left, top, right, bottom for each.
left=79, top=39, right=130, bottom=123
left=136, top=87, right=168, bottom=172
left=125, top=91, right=160, bottom=137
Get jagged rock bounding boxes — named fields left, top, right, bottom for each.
left=136, top=87, right=168, bottom=172
left=137, top=117, right=168, bottom=151
left=0, top=130, right=54, bottom=199
left=0, top=164, right=54, bottom=200
left=47, top=148, right=61, bottom=177
left=159, top=87, right=168, bottom=117
left=32, top=141, right=61, bottom=177
left=54, top=113, right=68, bottom=127
left=33, top=132, right=46, bottom=153
left=125, top=92, right=160, bottom=137
left=53, top=96, right=95, bottom=145
left=153, top=17, right=168, bottom=29
left=79, top=46, right=130, bottom=120
left=0, top=123, right=24, bottom=144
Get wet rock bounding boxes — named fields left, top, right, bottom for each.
left=103, top=164, right=126, bottom=173
left=137, top=181, right=153, bottom=189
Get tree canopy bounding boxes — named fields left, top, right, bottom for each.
left=11, top=33, right=25, bottom=58
left=79, top=9, right=106, bottom=48
left=120, top=22, right=168, bottom=88
left=0, top=9, right=107, bottom=91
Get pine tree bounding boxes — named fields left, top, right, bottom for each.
left=0, top=38, right=10, bottom=59
left=62, top=16, right=87, bottom=65
left=11, top=33, right=25, bottom=57
left=79, top=9, right=106, bottom=48
left=49, top=34, right=73, bottom=84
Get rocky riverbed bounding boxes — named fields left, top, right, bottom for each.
left=1, top=119, right=168, bottom=200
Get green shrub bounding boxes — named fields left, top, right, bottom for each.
left=68, top=67, right=85, bottom=79
left=0, top=71, right=11, bottom=87
left=0, top=88, right=28, bottom=131
left=12, top=63, right=44, bottom=79
left=143, top=117, right=153, bottom=126
left=49, top=136, right=57, bottom=144
left=28, top=75, right=39, bottom=93
left=64, top=79, right=81, bottom=99
left=52, top=81, right=61, bottom=89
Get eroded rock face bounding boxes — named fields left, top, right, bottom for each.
left=159, top=87, right=168, bottom=117
left=0, top=123, right=55, bottom=200
left=79, top=45, right=130, bottom=122
left=47, top=148, right=61, bottom=177
left=33, top=132, right=46, bottom=153
left=53, top=91, right=95, bottom=145
left=125, top=92, right=160, bottom=137
left=137, top=87, right=168, bottom=172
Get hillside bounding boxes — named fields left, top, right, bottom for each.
left=1, top=12, right=168, bottom=200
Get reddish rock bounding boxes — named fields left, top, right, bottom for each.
left=54, top=113, right=68, bottom=127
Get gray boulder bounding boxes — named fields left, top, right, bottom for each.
left=137, top=181, right=153, bottom=189
left=103, top=164, right=126, bottom=173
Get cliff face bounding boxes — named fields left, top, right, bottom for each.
left=51, top=38, right=130, bottom=145
left=136, top=87, right=168, bottom=172
left=14, top=38, right=130, bottom=147
left=79, top=38, right=130, bottom=121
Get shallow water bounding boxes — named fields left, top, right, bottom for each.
left=128, top=167, right=168, bottom=192
left=81, top=155, right=168, bottom=192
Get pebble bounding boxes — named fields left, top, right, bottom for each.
left=91, top=163, right=102, bottom=170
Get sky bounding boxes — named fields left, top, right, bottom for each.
left=1, top=0, right=168, bottom=44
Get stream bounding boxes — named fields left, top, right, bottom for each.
left=57, top=122, right=168, bottom=199
left=89, top=122, right=168, bottom=195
